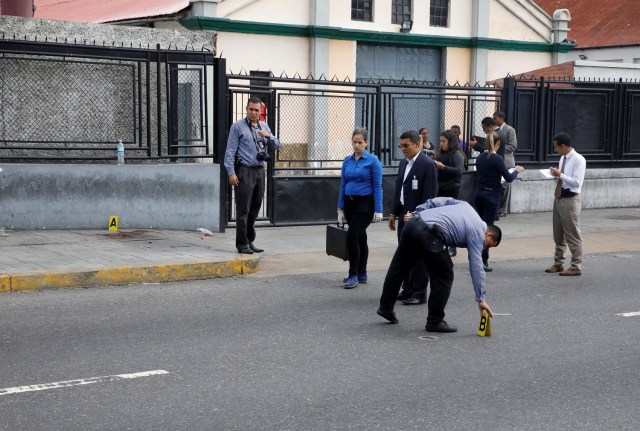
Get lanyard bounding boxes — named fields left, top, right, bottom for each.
left=246, top=118, right=265, bottom=152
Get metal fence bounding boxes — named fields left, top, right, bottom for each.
left=0, top=38, right=216, bottom=162
left=506, top=76, right=640, bottom=167
left=226, top=74, right=503, bottom=224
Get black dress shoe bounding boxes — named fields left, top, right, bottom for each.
left=249, top=243, right=264, bottom=253
left=397, top=291, right=411, bottom=301
left=483, top=264, right=493, bottom=272
left=402, top=298, right=426, bottom=305
left=238, top=247, right=254, bottom=254
left=425, top=320, right=457, bottom=333
left=376, top=309, right=399, bottom=324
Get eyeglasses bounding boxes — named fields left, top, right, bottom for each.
left=398, top=143, right=413, bottom=149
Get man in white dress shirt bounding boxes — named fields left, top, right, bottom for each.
left=545, top=132, right=587, bottom=276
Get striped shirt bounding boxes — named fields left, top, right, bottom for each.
left=414, top=197, right=488, bottom=302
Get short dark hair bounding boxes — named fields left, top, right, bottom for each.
left=493, top=111, right=505, bottom=119
left=451, top=125, right=461, bottom=131
left=487, top=224, right=502, bottom=246
left=399, top=130, right=421, bottom=144
left=481, top=117, right=497, bottom=127
left=553, top=132, right=572, bottom=147
left=247, top=96, right=262, bottom=106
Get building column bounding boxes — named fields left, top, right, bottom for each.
left=309, top=0, right=330, bottom=163
left=551, top=9, right=572, bottom=64
left=189, top=0, right=223, bottom=17
left=470, top=0, right=490, bottom=85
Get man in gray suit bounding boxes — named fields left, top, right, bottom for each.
left=493, top=111, right=517, bottom=217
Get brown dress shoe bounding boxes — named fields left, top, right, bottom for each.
left=545, top=263, right=564, bottom=273
left=559, top=267, right=582, bottom=276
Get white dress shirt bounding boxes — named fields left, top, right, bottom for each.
left=400, top=152, right=420, bottom=205
left=557, top=149, right=587, bottom=194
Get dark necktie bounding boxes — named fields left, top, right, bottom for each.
left=554, top=157, right=567, bottom=198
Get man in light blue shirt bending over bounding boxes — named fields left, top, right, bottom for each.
left=377, top=197, right=499, bottom=332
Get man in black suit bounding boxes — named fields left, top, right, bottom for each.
left=388, top=130, right=438, bottom=305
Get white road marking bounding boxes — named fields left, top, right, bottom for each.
left=0, top=369, right=169, bottom=396
left=492, top=313, right=512, bottom=316
left=615, top=311, right=640, bottom=317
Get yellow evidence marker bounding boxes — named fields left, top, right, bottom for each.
left=108, top=216, right=119, bottom=231
left=477, top=311, right=491, bottom=337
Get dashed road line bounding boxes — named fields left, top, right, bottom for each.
left=615, top=311, right=640, bottom=317
left=0, top=369, right=169, bottom=396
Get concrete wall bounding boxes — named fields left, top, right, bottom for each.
left=510, top=168, right=640, bottom=213
left=0, top=15, right=215, bottom=161
left=0, top=15, right=214, bottom=51
left=0, top=164, right=221, bottom=230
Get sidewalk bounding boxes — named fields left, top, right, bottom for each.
left=2, top=207, right=640, bottom=292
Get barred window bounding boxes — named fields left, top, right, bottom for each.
left=430, top=0, right=449, bottom=27
left=352, top=0, right=373, bottom=22
left=391, top=0, right=412, bottom=24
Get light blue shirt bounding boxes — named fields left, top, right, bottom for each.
left=338, top=150, right=383, bottom=213
left=415, top=197, right=488, bottom=302
left=224, top=118, right=280, bottom=176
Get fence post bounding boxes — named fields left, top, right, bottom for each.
left=502, top=77, right=515, bottom=123
left=536, top=76, right=548, bottom=163
left=213, top=58, right=229, bottom=232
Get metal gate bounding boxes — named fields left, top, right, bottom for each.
left=225, top=74, right=503, bottom=227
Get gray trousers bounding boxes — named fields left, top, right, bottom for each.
left=552, top=195, right=583, bottom=269
left=234, top=165, right=265, bottom=250
left=500, top=151, right=515, bottom=214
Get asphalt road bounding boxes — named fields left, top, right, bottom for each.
left=1, top=253, right=639, bottom=430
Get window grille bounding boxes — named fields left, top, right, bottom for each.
left=352, top=0, right=373, bottom=22
left=430, top=0, right=449, bottom=27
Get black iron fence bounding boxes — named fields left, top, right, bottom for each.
left=0, top=38, right=216, bottom=162
left=506, top=76, right=640, bottom=167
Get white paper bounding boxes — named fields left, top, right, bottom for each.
left=539, top=169, right=554, bottom=179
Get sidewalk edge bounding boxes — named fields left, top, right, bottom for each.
left=3, top=257, right=260, bottom=292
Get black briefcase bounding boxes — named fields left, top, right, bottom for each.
left=326, top=224, right=349, bottom=261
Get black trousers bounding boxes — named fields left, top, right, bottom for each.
left=397, top=216, right=429, bottom=301
left=343, top=196, right=374, bottom=276
left=475, top=188, right=500, bottom=265
left=234, top=165, right=264, bottom=250
left=379, top=217, right=454, bottom=325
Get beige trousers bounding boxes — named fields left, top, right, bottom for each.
left=552, top=195, right=583, bottom=269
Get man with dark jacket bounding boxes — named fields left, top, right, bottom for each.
left=388, top=130, right=438, bottom=305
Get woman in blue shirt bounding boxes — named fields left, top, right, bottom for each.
left=475, top=132, right=524, bottom=271
left=337, top=127, right=383, bottom=289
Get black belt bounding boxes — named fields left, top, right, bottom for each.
left=239, top=164, right=264, bottom=169
left=411, top=215, right=448, bottom=250
left=347, top=195, right=373, bottom=201
left=559, top=188, right=577, bottom=198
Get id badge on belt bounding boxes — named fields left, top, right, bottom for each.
left=412, top=175, right=418, bottom=190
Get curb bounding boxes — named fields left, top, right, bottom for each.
left=1, top=257, right=260, bottom=293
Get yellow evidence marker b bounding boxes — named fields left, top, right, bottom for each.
left=477, top=311, right=491, bottom=337
left=108, top=216, right=119, bottom=231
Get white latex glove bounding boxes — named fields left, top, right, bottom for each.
left=337, top=210, right=346, bottom=226
left=372, top=212, right=383, bottom=223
